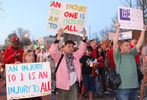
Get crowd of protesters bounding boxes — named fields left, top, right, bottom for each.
left=0, top=22, right=146, bottom=100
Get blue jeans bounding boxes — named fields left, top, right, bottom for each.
left=95, top=76, right=99, bottom=93
left=51, top=92, right=56, bottom=100
left=116, top=88, right=138, bottom=100
left=83, top=74, right=95, bottom=92
left=99, top=67, right=106, bottom=91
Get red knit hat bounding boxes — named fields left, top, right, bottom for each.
left=12, top=37, right=19, bottom=42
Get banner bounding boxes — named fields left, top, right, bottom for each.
left=118, top=7, right=144, bottom=30
left=109, top=31, right=132, bottom=40
left=6, top=62, right=51, bottom=99
left=47, top=1, right=88, bottom=35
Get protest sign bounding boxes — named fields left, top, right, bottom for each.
left=118, top=7, right=144, bottom=30
left=47, top=1, right=88, bottom=35
left=6, top=62, right=51, bottom=99
left=109, top=31, right=132, bottom=40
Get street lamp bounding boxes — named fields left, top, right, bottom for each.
left=24, top=33, right=29, bottom=38
left=23, top=33, right=29, bottom=50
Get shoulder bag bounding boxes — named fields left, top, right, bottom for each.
left=107, top=54, right=121, bottom=90
left=51, top=54, right=64, bottom=93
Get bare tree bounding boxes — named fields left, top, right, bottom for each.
left=16, top=28, right=31, bottom=49
left=136, top=0, right=147, bottom=24
left=3, top=28, right=31, bottom=49
left=4, top=33, right=17, bottom=47
left=120, top=0, right=136, bottom=7
left=92, top=32, right=100, bottom=42
left=120, top=0, right=147, bottom=24
left=99, top=0, right=147, bottom=41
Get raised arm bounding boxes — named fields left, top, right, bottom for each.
left=74, top=28, right=87, bottom=59
left=82, top=28, right=86, bottom=41
left=56, top=28, right=64, bottom=41
left=50, top=28, right=64, bottom=61
left=113, top=22, right=120, bottom=52
left=136, top=25, right=146, bottom=50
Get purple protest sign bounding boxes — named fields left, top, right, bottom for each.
left=118, top=7, right=143, bottom=30
left=120, top=8, right=130, bottom=21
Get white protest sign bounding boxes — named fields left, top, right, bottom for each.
left=118, top=7, right=144, bottom=30
left=47, top=1, right=88, bottom=35
left=108, top=32, right=115, bottom=41
left=6, top=62, right=51, bottom=99
left=109, top=31, right=132, bottom=40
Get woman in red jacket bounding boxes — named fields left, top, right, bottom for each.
left=97, top=47, right=106, bottom=92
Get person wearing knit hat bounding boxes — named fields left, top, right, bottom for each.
left=3, top=36, right=24, bottom=64
left=12, top=36, right=19, bottom=42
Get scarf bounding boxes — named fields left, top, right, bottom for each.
left=65, top=54, right=75, bottom=72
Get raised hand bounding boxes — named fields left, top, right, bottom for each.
left=115, top=22, right=120, bottom=29
left=57, top=28, right=64, bottom=40
left=57, top=28, right=64, bottom=36
left=82, top=28, right=86, bottom=40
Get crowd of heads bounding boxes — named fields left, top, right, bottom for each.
left=0, top=35, right=144, bottom=66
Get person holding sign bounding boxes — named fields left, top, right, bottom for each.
left=21, top=49, right=41, bottom=100
left=50, top=28, right=87, bottom=100
left=113, top=22, right=146, bottom=100
left=23, top=49, right=35, bottom=63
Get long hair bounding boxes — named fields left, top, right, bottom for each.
left=23, top=49, right=35, bottom=63
left=96, top=47, right=105, bottom=60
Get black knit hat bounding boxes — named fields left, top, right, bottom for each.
left=65, top=40, right=75, bottom=45
left=87, top=46, right=93, bottom=51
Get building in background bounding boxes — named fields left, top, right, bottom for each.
left=38, top=34, right=82, bottom=47
left=63, top=33, right=81, bottom=48
left=38, top=36, right=56, bottom=46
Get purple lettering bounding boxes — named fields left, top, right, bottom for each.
left=120, top=8, right=130, bottom=21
